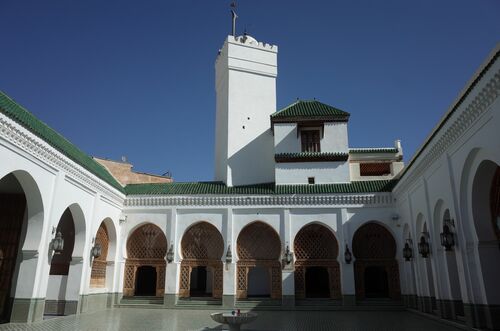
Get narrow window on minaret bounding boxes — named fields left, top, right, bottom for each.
left=301, top=130, right=320, bottom=152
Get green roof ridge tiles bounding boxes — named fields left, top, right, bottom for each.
left=124, top=180, right=397, bottom=195
left=349, top=148, right=398, bottom=154
left=271, top=100, right=350, bottom=120
left=275, top=152, right=348, bottom=157
left=275, top=152, right=349, bottom=162
left=0, top=91, right=124, bottom=193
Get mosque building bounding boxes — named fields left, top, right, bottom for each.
left=0, top=25, right=499, bottom=330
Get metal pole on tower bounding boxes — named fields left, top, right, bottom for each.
left=230, top=2, right=238, bottom=36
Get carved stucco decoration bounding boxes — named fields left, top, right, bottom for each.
left=179, top=222, right=224, bottom=298
left=352, top=222, right=400, bottom=300
left=236, top=221, right=282, bottom=299
left=123, top=224, right=167, bottom=297
left=90, top=223, right=109, bottom=288
left=293, top=223, right=341, bottom=299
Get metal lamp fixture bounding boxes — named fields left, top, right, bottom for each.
left=91, top=237, right=102, bottom=259
left=166, top=244, right=174, bottom=263
left=440, top=221, right=455, bottom=251
left=403, top=238, right=413, bottom=261
left=225, top=244, right=232, bottom=264
left=344, top=244, right=352, bottom=264
left=418, top=234, right=430, bottom=258
left=50, top=227, right=64, bottom=254
left=282, top=244, right=293, bottom=265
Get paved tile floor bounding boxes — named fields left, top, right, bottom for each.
left=0, top=309, right=462, bottom=331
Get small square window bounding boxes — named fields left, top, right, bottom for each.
left=308, top=177, right=315, bottom=184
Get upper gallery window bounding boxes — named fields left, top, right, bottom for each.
left=301, top=130, right=321, bottom=152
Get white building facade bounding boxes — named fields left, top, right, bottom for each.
left=0, top=33, right=499, bottom=331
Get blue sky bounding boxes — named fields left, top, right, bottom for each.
left=1, top=1, right=499, bottom=182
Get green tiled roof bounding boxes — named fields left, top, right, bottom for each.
left=0, top=91, right=124, bottom=193
left=271, top=100, right=349, bottom=121
left=125, top=180, right=397, bottom=195
left=350, top=148, right=398, bottom=154
left=275, top=152, right=349, bottom=162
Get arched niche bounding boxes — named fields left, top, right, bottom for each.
left=44, top=204, right=86, bottom=317
left=293, top=223, right=341, bottom=299
left=471, top=161, right=500, bottom=305
left=123, top=223, right=167, bottom=297
left=89, top=219, right=116, bottom=289
left=178, top=222, right=224, bottom=299
left=352, top=222, right=400, bottom=300
left=236, top=221, right=282, bottom=300
left=0, top=171, right=44, bottom=322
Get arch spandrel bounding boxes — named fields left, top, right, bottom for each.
left=294, top=223, right=338, bottom=260
left=352, top=222, right=396, bottom=259
left=127, top=224, right=167, bottom=259
left=181, top=222, right=224, bottom=260
left=237, top=222, right=281, bottom=260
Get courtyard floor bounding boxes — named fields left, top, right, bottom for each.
left=0, top=308, right=463, bottom=331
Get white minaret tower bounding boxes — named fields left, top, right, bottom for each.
left=214, top=32, right=278, bottom=186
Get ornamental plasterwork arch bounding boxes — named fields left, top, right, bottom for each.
left=352, top=221, right=401, bottom=300
left=90, top=222, right=109, bottom=288
left=236, top=221, right=282, bottom=299
left=293, top=222, right=341, bottom=299
left=123, top=223, right=167, bottom=297
left=178, top=221, right=224, bottom=299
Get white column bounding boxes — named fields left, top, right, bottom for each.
left=223, top=207, right=235, bottom=307
left=165, top=208, right=178, bottom=306
left=281, top=209, right=294, bottom=306
left=339, top=208, right=355, bottom=305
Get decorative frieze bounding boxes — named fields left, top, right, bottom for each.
left=124, top=192, right=393, bottom=207
left=395, top=68, right=500, bottom=194
left=0, top=114, right=125, bottom=206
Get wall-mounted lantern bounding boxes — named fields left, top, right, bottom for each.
left=166, top=244, right=174, bottom=263
left=50, top=227, right=64, bottom=254
left=440, top=219, right=455, bottom=251
left=282, top=244, right=293, bottom=266
left=403, top=238, right=413, bottom=261
left=119, top=215, right=127, bottom=225
left=225, top=244, right=232, bottom=265
left=344, top=244, right=352, bottom=264
left=91, top=237, right=102, bottom=259
left=418, top=233, right=430, bottom=258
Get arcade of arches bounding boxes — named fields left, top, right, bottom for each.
left=179, top=222, right=224, bottom=299
left=236, top=222, right=282, bottom=300
left=353, top=222, right=400, bottom=300
left=293, top=223, right=341, bottom=299
left=124, top=224, right=167, bottom=297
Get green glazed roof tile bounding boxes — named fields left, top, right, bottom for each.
left=275, top=152, right=349, bottom=162
left=0, top=91, right=124, bottom=193
left=271, top=100, right=350, bottom=120
left=349, top=148, right=398, bottom=154
left=124, top=180, right=397, bottom=195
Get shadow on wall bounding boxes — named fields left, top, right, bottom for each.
left=227, top=130, right=275, bottom=186
left=274, top=125, right=298, bottom=154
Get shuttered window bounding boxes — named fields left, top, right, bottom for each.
left=301, top=130, right=320, bottom=152
left=360, top=163, right=391, bottom=176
